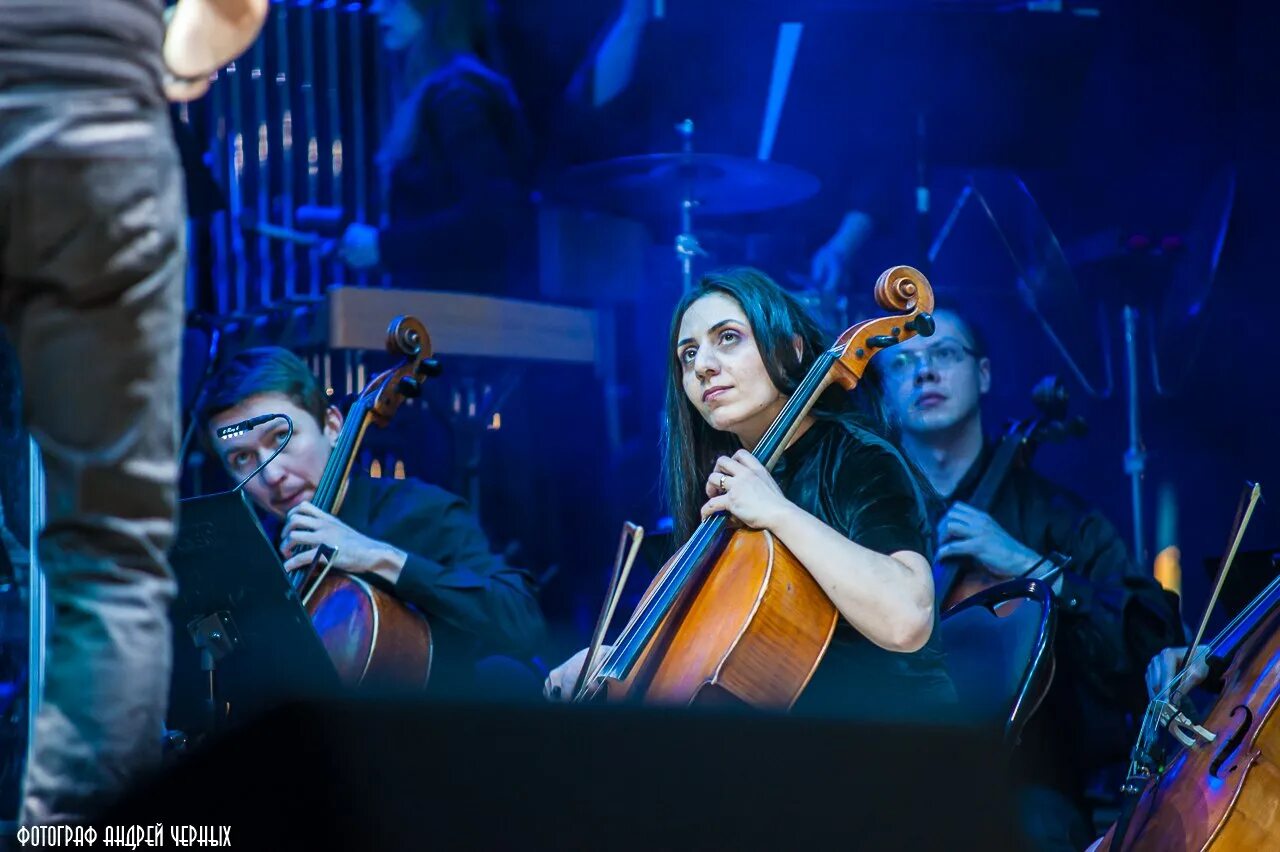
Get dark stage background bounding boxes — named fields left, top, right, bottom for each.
left=3, top=0, right=1280, bottom=826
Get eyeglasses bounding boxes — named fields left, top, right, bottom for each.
left=881, top=341, right=978, bottom=377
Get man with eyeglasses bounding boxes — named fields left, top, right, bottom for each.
left=874, top=309, right=1183, bottom=852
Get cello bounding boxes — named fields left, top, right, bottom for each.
left=939, top=375, right=1087, bottom=614
left=575, top=266, right=935, bottom=708
left=1096, top=483, right=1280, bottom=851
left=289, top=315, right=440, bottom=690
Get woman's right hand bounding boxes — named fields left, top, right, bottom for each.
left=543, top=645, right=613, bottom=702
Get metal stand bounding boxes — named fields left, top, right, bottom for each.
left=188, top=611, right=239, bottom=736
left=24, top=438, right=46, bottom=813
left=915, top=110, right=932, bottom=274
left=674, top=118, right=706, bottom=291
left=930, top=175, right=1153, bottom=565
left=1122, top=305, right=1147, bottom=570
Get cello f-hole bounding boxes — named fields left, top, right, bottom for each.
left=1209, top=705, right=1253, bottom=779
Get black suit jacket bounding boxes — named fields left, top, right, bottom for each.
left=936, top=445, right=1184, bottom=794
left=315, top=472, right=547, bottom=693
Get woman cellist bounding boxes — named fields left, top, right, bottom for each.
left=545, top=267, right=956, bottom=717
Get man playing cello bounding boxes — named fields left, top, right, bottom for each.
left=873, top=308, right=1183, bottom=851
left=198, top=347, right=547, bottom=697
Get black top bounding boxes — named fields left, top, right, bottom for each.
left=380, top=56, right=535, bottom=297
left=774, top=417, right=956, bottom=720
left=266, top=472, right=547, bottom=695
left=0, top=0, right=165, bottom=104
left=936, top=444, right=1184, bottom=796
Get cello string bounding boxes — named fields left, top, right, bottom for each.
left=297, top=396, right=369, bottom=599
left=1179, top=483, right=1262, bottom=679
left=1206, top=571, right=1280, bottom=660
left=751, top=350, right=837, bottom=465
left=573, top=523, right=644, bottom=701
left=315, top=394, right=369, bottom=508
left=600, top=346, right=843, bottom=679
left=599, top=514, right=727, bottom=681
left=592, top=311, right=918, bottom=690
left=313, top=406, right=347, bottom=506
left=1136, top=483, right=1264, bottom=761
left=1156, top=538, right=1278, bottom=705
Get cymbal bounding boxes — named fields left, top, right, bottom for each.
left=550, top=153, right=821, bottom=217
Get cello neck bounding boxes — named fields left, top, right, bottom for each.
left=965, top=429, right=1026, bottom=511
left=287, top=397, right=374, bottom=596
left=311, top=396, right=374, bottom=516
left=583, top=266, right=936, bottom=700
left=584, top=350, right=842, bottom=695
left=1211, top=572, right=1280, bottom=663
left=750, top=350, right=839, bottom=470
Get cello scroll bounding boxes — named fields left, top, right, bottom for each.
left=828, top=265, right=937, bottom=391
left=366, top=315, right=442, bottom=427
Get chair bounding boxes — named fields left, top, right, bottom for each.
left=939, top=578, right=1057, bottom=746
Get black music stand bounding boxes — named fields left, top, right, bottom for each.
left=167, top=491, right=340, bottom=741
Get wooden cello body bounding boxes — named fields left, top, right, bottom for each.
left=1100, top=607, right=1280, bottom=850
left=610, top=530, right=837, bottom=707
left=305, top=572, right=433, bottom=690
left=291, top=315, right=439, bottom=691
left=579, top=266, right=936, bottom=710
left=940, top=375, right=1084, bottom=613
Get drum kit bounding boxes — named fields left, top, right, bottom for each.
left=549, top=118, right=823, bottom=299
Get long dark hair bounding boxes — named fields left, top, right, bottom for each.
left=660, top=267, right=890, bottom=541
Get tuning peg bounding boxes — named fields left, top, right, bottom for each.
left=866, top=335, right=899, bottom=349
left=417, top=358, right=443, bottom=378
left=397, top=376, right=422, bottom=398
left=906, top=312, right=936, bottom=337
left=1032, top=375, right=1068, bottom=412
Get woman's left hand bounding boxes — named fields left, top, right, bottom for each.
left=700, top=450, right=793, bottom=529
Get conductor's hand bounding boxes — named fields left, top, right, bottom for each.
left=164, top=75, right=211, bottom=102
left=339, top=223, right=381, bottom=270
left=544, top=645, right=614, bottom=702
left=163, top=0, right=269, bottom=101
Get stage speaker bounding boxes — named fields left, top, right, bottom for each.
left=101, top=698, right=1030, bottom=850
